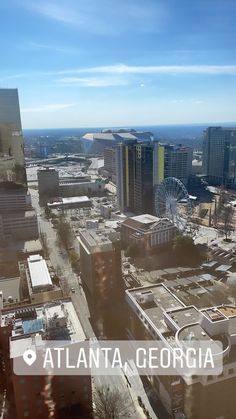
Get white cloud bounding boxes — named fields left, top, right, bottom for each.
left=26, top=42, right=79, bottom=54
left=57, top=76, right=129, bottom=87
left=20, top=0, right=169, bottom=34
left=0, top=73, right=27, bottom=82
left=27, top=2, right=79, bottom=24
left=21, top=103, right=76, bottom=113
left=171, top=99, right=184, bottom=104
left=4, top=64, right=236, bottom=85
left=61, top=63, right=236, bottom=76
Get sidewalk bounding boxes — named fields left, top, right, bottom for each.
left=122, top=359, right=158, bottom=419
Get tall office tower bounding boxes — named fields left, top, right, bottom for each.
left=164, top=144, right=193, bottom=185
left=116, top=141, right=191, bottom=215
left=103, top=147, right=117, bottom=182
left=116, top=140, right=137, bottom=213
left=79, top=229, right=123, bottom=337
left=38, top=168, right=59, bottom=199
left=116, top=141, right=165, bottom=214
left=134, top=142, right=157, bottom=214
left=0, top=89, right=26, bottom=185
left=203, top=126, right=236, bottom=187
left=0, top=89, right=38, bottom=247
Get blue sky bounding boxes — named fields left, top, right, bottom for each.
left=1, top=0, right=236, bottom=128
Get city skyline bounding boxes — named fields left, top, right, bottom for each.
left=1, top=0, right=236, bottom=128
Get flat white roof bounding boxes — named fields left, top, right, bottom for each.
left=48, top=196, right=91, bottom=207
left=62, top=196, right=90, bottom=204
left=132, top=214, right=160, bottom=224
left=27, top=254, right=52, bottom=290
left=0, top=277, right=20, bottom=302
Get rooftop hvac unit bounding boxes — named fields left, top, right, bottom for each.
left=137, top=290, right=154, bottom=304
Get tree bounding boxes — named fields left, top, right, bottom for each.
left=40, top=232, right=49, bottom=257
left=219, top=204, right=234, bottom=241
left=94, top=386, right=131, bottom=419
left=56, top=215, right=72, bottom=250
left=52, top=275, right=60, bottom=286
left=215, top=191, right=234, bottom=240
left=69, top=249, right=80, bottom=273
left=125, top=242, right=140, bottom=258
left=172, top=235, right=201, bottom=263
left=44, top=204, right=51, bottom=219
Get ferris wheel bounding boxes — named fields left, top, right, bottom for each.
left=155, top=177, right=192, bottom=232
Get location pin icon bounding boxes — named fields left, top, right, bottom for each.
left=23, top=349, right=37, bottom=366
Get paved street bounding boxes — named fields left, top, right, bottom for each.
left=29, top=186, right=151, bottom=419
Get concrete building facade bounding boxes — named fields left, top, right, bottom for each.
left=79, top=229, right=122, bottom=307
left=37, top=168, right=59, bottom=199
left=38, top=168, right=105, bottom=202
left=103, top=147, right=117, bottom=182
left=0, top=89, right=22, bottom=130
left=0, top=184, right=38, bottom=243
left=0, top=89, right=26, bottom=186
left=59, top=179, right=105, bottom=197
left=121, top=214, right=176, bottom=252
left=164, top=144, right=193, bottom=185
left=0, top=211, right=38, bottom=241
left=203, top=126, right=236, bottom=187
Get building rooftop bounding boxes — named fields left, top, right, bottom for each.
left=165, top=306, right=202, bottom=330
left=27, top=255, right=52, bottom=291
left=1, top=299, right=86, bottom=358
left=0, top=277, right=20, bottom=304
left=122, top=214, right=173, bottom=231
left=81, top=130, right=153, bottom=143
left=127, top=284, right=185, bottom=335
left=202, top=308, right=226, bottom=322
left=59, top=179, right=97, bottom=186
left=48, top=196, right=91, bottom=208
left=62, top=196, right=91, bottom=204
left=132, top=214, right=160, bottom=224
left=38, top=167, right=57, bottom=173
left=79, top=229, right=119, bottom=253
left=17, top=239, right=43, bottom=254
left=144, top=270, right=230, bottom=309
left=177, top=323, right=211, bottom=342
left=126, top=282, right=236, bottom=348
left=215, top=264, right=232, bottom=272
left=218, top=306, right=236, bottom=318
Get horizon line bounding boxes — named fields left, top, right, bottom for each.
left=22, top=121, right=236, bottom=131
